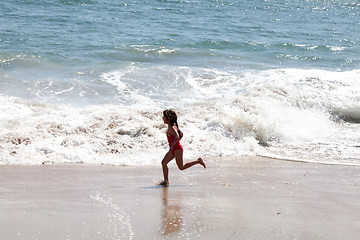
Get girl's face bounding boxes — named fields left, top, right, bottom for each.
left=163, top=115, right=169, bottom=124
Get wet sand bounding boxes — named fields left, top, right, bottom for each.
left=0, top=156, right=359, bottom=240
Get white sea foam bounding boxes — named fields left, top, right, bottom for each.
left=127, top=45, right=177, bottom=55
left=1, top=68, right=360, bottom=166
left=0, top=95, right=260, bottom=165
left=86, top=66, right=360, bottom=165
left=328, top=46, right=346, bottom=51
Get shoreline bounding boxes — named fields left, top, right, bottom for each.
left=2, top=153, right=360, bottom=168
left=257, top=154, right=360, bottom=167
left=0, top=156, right=359, bottom=239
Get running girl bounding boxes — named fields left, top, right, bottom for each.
left=160, top=110, right=206, bottom=186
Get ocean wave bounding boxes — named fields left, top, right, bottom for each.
left=184, top=40, right=269, bottom=51
left=276, top=54, right=321, bottom=62
left=126, top=45, right=177, bottom=55
left=280, top=43, right=347, bottom=52
left=1, top=67, right=360, bottom=165
left=0, top=52, right=43, bottom=66
left=1, top=86, right=359, bottom=166
left=331, top=107, right=360, bottom=123
left=181, top=41, right=350, bottom=55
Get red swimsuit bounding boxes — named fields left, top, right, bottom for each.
left=167, top=131, right=183, bottom=153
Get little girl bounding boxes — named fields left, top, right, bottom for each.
left=160, top=109, right=206, bottom=186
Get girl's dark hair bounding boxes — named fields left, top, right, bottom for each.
left=163, top=109, right=183, bottom=138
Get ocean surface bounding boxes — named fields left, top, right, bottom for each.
left=1, top=0, right=360, bottom=166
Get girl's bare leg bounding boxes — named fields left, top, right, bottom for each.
left=161, top=151, right=175, bottom=185
left=175, top=150, right=206, bottom=170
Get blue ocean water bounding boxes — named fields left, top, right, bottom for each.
left=2, top=0, right=360, bottom=69
left=1, top=0, right=360, bottom=165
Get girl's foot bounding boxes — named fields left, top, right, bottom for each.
left=198, top=158, right=206, bottom=168
left=159, top=180, right=169, bottom=186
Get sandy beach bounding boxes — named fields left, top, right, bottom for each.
left=0, top=156, right=359, bottom=240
